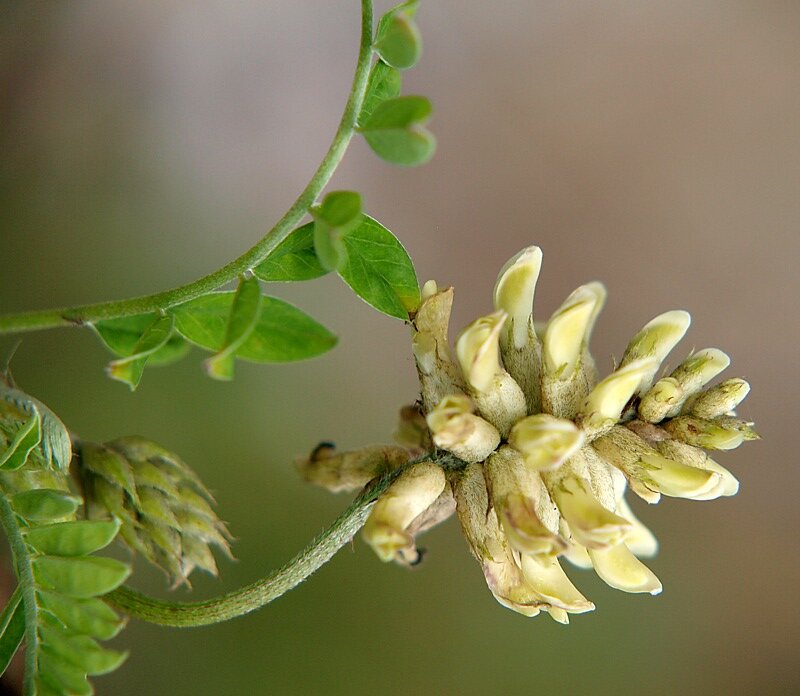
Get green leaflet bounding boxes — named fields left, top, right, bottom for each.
left=23, top=519, right=120, bottom=557
left=37, top=592, right=125, bottom=641
left=106, top=314, right=176, bottom=390
left=34, top=556, right=131, bottom=599
left=0, top=587, right=24, bottom=677
left=92, top=313, right=190, bottom=366
left=373, top=0, right=422, bottom=70
left=11, top=489, right=81, bottom=522
left=338, top=215, right=421, bottom=320
left=252, top=223, right=329, bottom=282
left=359, top=95, right=436, bottom=166
left=205, top=275, right=263, bottom=380
left=0, top=409, right=41, bottom=471
left=172, top=293, right=337, bottom=363
left=359, top=60, right=402, bottom=124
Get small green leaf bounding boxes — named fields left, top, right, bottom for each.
left=374, top=1, right=422, bottom=70
left=173, top=294, right=338, bottom=363
left=315, top=191, right=362, bottom=228
left=0, top=588, right=24, bottom=677
left=40, top=629, right=127, bottom=676
left=0, top=408, right=41, bottom=471
left=359, top=61, right=402, bottom=124
left=23, top=519, right=121, bottom=557
left=38, top=592, right=125, bottom=641
left=39, top=653, right=93, bottom=696
left=205, top=275, right=263, bottom=380
left=92, top=314, right=189, bottom=366
left=252, top=223, right=329, bottom=282
left=311, top=191, right=363, bottom=272
left=337, top=215, right=420, bottom=320
left=106, top=315, right=176, bottom=390
left=11, top=489, right=81, bottom=522
left=360, top=96, right=436, bottom=166
left=33, top=556, right=131, bottom=599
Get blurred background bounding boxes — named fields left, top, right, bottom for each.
left=1, top=1, right=798, bottom=694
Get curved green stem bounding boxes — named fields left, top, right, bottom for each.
left=106, top=467, right=399, bottom=627
left=0, top=0, right=375, bottom=336
left=0, top=494, right=39, bottom=695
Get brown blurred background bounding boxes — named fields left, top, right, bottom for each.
left=1, top=2, right=798, bottom=694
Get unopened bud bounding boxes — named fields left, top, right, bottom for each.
left=542, top=285, right=601, bottom=378
left=454, top=464, right=545, bottom=617
left=620, top=310, right=691, bottom=393
left=638, top=377, right=683, bottom=423
left=508, top=414, right=584, bottom=471
left=663, top=348, right=730, bottom=418
left=493, top=246, right=543, bottom=350
left=655, top=438, right=739, bottom=499
left=296, top=443, right=408, bottom=492
left=362, top=462, right=446, bottom=564
left=456, top=311, right=506, bottom=393
left=579, top=359, right=657, bottom=438
left=689, top=378, right=750, bottom=419
left=662, top=416, right=745, bottom=451
left=485, top=446, right=563, bottom=557
left=426, top=395, right=501, bottom=463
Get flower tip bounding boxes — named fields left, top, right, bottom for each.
left=421, top=279, right=439, bottom=300
left=543, top=285, right=599, bottom=377
left=581, top=358, right=659, bottom=432
left=622, top=310, right=692, bottom=384
left=493, top=246, right=543, bottom=349
left=588, top=543, right=663, bottom=595
left=508, top=415, right=585, bottom=471
left=455, top=311, right=507, bottom=392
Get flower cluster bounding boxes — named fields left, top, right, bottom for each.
left=299, top=247, right=756, bottom=623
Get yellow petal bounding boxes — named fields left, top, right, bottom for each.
left=508, top=415, right=585, bottom=471
left=588, top=543, right=662, bottom=595
left=520, top=554, right=595, bottom=613
left=493, top=246, right=543, bottom=350
left=621, top=310, right=691, bottom=392
left=456, top=311, right=506, bottom=393
left=542, top=285, right=600, bottom=378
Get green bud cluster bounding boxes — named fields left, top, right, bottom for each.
left=78, top=437, right=232, bottom=587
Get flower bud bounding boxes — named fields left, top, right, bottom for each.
left=579, top=359, right=658, bottom=438
left=689, top=378, right=750, bottom=419
left=519, top=554, right=594, bottom=614
left=621, top=309, right=692, bottom=395
left=542, top=285, right=601, bottom=378
left=550, top=476, right=632, bottom=549
left=662, top=348, right=730, bottom=418
left=593, top=426, right=721, bottom=502
left=455, top=312, right=527, bottom=437
left=713, top=416, right=759, bottom=441
left=392, top=404, right=433, bottom=451
left=454, top=464, right=545, bottom=617
left=655, top=438, right=739, bottom=499
left=412, top=286, right=467, bottom=410
left=662, top=415, right=744, bottom=450
left=484, top=446, right=563, bottom=557
left=493, top=246, right=543, bottom=350
left=508, top=414, right=584, bottom=471
left=426, top=395, right=501, bottom=463
left=493, top=246, right=545, bottom=413
left=362, top=462, right=446, bottom=564
left=588, top=543, right=662, bottom=595
left=638, top=377, right=683, bottom=423
left=79, top=437, right=232, bottom=587
left=296, top=443, right=409, bottom=493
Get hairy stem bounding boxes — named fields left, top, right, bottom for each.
left=0, top=0, right=375, bottom=336
left=0, top=494, right=39, bottom=695
left=106, top=466, right=400, bottom=627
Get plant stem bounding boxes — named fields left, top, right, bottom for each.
left=0, top=0, right=375, bottom=336
left=106, top=466, right=399, bottom=628
left=0, top=494, right=39, bottom=695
